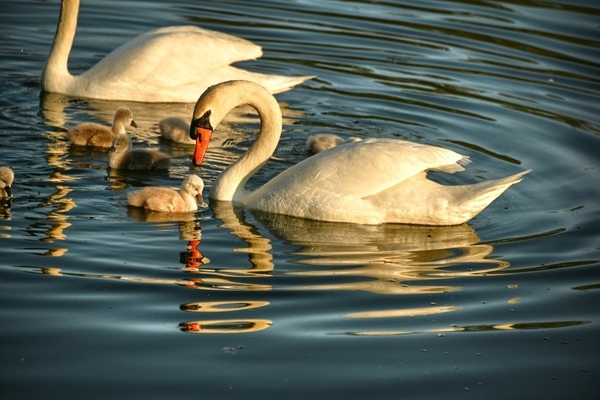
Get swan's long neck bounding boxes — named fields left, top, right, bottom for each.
left=207, top=82, right=283, bottom=202
left=41, top=0, right=79, bottom=93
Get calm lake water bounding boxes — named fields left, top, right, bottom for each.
left=1, top=0, right=599, bottom=398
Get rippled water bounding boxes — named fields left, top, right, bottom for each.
left=1, top=0, right=599, bottom=398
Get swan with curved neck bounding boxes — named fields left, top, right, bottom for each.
left=189, top=80, right=530, bottom=225
left=41, top=0, right=313, bottom=102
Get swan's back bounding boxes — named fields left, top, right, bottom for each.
left=93, top=26, right=263, bottom=82
left=242, top=139, right=468, bottom=222
left=76, top=26, right=310, bottom=101
left=251, top=139, right=468, bottom=200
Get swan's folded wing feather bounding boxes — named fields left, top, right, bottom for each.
left=290, top=138, right=468, bottom=199
left=85, top=26, right=263, bottom=87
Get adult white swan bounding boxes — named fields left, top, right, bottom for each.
left=189, top=80, right=530, bottom=225
left=41, top=0, right=313, bottom=102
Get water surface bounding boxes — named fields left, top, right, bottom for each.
left=1, top=0, right=599, bottom=398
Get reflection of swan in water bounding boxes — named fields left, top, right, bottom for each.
left=127, top=207, right=206, bottom=269
left=250, top=210, right=508, bottom=294
left=127, top=206, right=202, bottom=241
left=41, top=0, right=312, bottom=102
left=210, top=201, right=275, bottom=275
left=205, top=202, right=509, bottom=295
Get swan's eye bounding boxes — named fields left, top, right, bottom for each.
left=190, top=110, right=213, bottom=140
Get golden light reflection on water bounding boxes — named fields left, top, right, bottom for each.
left=346, top=320, right=590, bottom=337
left=179, top=301, right=272, bottom=334
left=244, top=208, right=510, bottom=295
left=346, top=305, right=460, bottom=319
left=0, top=204, right=11, bottom=237
left=181, top=300, right=270, bottom=312
left=180, top=319, right=273, bottom=334
left=26, top=198, right=519, bottom=334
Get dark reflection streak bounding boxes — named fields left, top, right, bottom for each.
left=493, top=0, right=600, bottom=16
left=573, top=283, right=600, bottom=291
left=460, top=320, right=590, bottom=332
left=486, top=260, right=598, bottom=275
left=481, top=228, right=566, bottom=245
left=342, top=319, right=590, bottom=336
left=445, top=140, right=521, bottom=164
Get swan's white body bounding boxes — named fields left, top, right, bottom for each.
left=190, top=80, right=530, bottom=225
left=159, top=117, right=194, bottom=145
left=0, top=167, right=14, bottom=198
left=41, top=0, right=313, bottom=102
left=69, top=107, right=136, bottom=147
left=306, top=134, right=362, bottom=154
left=128, top=175, right=206, bottom=212
left=109, top=134, right=171, bottom=170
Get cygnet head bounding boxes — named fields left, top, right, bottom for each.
left=0, top=166, right=14, bottom=198
left=110, top=133, right=133, bottom=154
left=182, top=174, right=207, bottom=207
left=113, top=108, right=137, bottom=134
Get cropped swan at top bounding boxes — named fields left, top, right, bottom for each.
left=69, top=107, right=136, bottom=147
left=0, top=167, right=14, bottom=198
left=41, top=0, right=314, bottom=102
left=109, top=134, right=171, bottom=170
left=189, top=80, right=530, bottom=225
left=306, top=134, right=362, bottom=154
left=128, top=175, right=207, bottom=212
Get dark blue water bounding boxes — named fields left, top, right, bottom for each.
left=1, top=0, right=599, bottom=398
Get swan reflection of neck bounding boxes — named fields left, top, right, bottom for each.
left=209, top=203, right=509, bottom=295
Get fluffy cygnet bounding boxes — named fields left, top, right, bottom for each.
left=69, top=108, right=137, bottom=147
left=159, top=117, right=195, bottom=145
left=306, top=134, right=362, bottom=154
left=0, top=166, right=14, bottom=198
left=109, top=133, right=171, bottom=170
left=128, top=175, right=207, bottom=212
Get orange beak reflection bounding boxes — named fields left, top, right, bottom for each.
left=192, top=127, right=213, bottom=166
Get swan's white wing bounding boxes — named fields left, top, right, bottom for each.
left=244, top=138, right=469, bottom=223
left=271, top=138, right=468, bottom=199
left=84, top=26, right=262, bottom=88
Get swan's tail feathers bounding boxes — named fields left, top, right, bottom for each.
left=458, top=169, right=531, bottom=218
left=223, top=66, right=314, bottom=94
left=263, top=74, right=315, bottom=94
